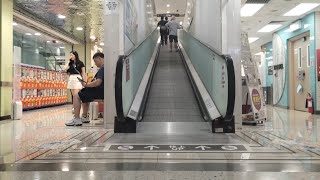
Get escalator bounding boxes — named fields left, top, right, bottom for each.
left=143, top=47, right=204, bottom=123
left=114, top=29, right=235, bottom=134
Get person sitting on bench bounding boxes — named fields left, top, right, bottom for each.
left=65, top=52, right=104, bottom=126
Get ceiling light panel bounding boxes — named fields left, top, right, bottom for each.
left=258, top=24, right=282, bottom=32
left=241, top=4, right=265, bottom=17
left=284, top=3, right=320, bottom=16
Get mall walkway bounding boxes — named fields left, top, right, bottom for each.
left=1, top=105, right=320, bottom=179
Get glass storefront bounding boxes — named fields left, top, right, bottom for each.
left=13, top=23, right=66, bottom=71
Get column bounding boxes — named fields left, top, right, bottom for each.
left=0, top=0, right=13, bottom=120
left=221, top=0, right=242, bottom=130
left=103, top=0, right=124, bottom=129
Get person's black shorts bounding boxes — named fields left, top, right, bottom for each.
left=169, top=35, right=178, bottom=43
left=78, top=87, right=104, bottom=103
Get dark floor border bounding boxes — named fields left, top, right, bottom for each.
left=0, top=115, right=11, bottom=121
left=0, top=162, right=318, bottom=172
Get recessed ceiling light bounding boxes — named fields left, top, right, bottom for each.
left=248, top=37, right=259, bottom=43
left=258, top=24, right=282, bottom=32
left=12, top=22, right=18, bottom=26
left=25, top=33, right=32, bottom=36
left=90, top=35, right=96, bottom=40
left=167, top=4, right=170, bottom=7
left=35, top=33, right=41, bottom=36
left=57, top=14, right=66, bottom=19
left=47, top=41, right=50, bottom=43
left=284, top=3, right=320, bottom=16
left=241, top=4, right=265, bottom=17
left=76, top=27, right=83, bottom=31
left=100, top=42, right=104, bottom=46
left=187, top=2, right=191, bottom=6
left=167, top=11, right=170, bottom=13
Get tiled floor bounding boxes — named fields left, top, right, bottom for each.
left=1, top=105, right=320, bottom=179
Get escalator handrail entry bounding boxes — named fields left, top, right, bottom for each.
left=181, top=29, right=235, bottom=121
left=115, top=28, right=158, bottom=122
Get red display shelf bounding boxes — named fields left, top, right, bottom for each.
left=20, top=66, right=68, bottom=110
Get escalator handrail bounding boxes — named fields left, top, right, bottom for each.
left=181, top=29, right=235, bottom=120
left=115, top=28, right=158, bottom=123
left=126, top=28, right=157, bottom=57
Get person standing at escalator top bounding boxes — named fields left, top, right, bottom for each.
left=65, top=51, right=87, bottom=118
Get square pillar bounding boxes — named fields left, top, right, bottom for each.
left=0, top=0, right=13, bottom=120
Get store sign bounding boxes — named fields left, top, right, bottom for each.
left=156, top=14, right=183, bottom=17
left=104, top=0, right=118, bottom=15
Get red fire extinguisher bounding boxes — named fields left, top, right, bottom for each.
left=306, top=93, right=314, bottom=114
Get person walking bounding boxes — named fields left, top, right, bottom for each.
left=165, top=16, right=180, bottom=52
left=164, top=16, right=169, bottom=45
left=157, top=16, right=168, bottom=46
left=65, top=51, right=87, bottom=119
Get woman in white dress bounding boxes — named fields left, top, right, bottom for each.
left=66, top=51, right=87, bottom=117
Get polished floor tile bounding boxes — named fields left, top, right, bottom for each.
left=1, top=105, right=320, bottom=176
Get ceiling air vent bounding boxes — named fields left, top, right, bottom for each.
left=246, top=0, right=271, bottom=3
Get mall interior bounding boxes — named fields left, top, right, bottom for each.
left=1, top=0, right=320, bottom=179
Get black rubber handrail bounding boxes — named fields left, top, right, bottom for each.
left=115, top=55, right=126, bottom=122
left=181, top=29, right=235, bottom=121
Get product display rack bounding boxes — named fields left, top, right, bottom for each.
left=20, top=65, right=68, bottom=110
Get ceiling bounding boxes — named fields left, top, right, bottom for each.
left=16, top=0, right=320, bottom=53
left=154, top=0, right=186, bottom=23
left=13, top=0, right=188, bottom=45
left=154, top=0, right=186, bottom=15
left=14, top=0, right=104, bottom=44
left=241, top=0, right=320, bottom=53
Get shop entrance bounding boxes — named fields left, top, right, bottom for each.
left=289, top=33, right=310, bottom=112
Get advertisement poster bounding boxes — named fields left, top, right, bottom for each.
left=241, top=31, right=266, bottom=122
left=248, top=87, right=266, bottom=121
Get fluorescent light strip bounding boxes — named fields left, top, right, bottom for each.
left=258, top=24, right=282, bottom=33
left=284, top=3, right=320, bottom=16
left=241, top=4, right=265, bottom=17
